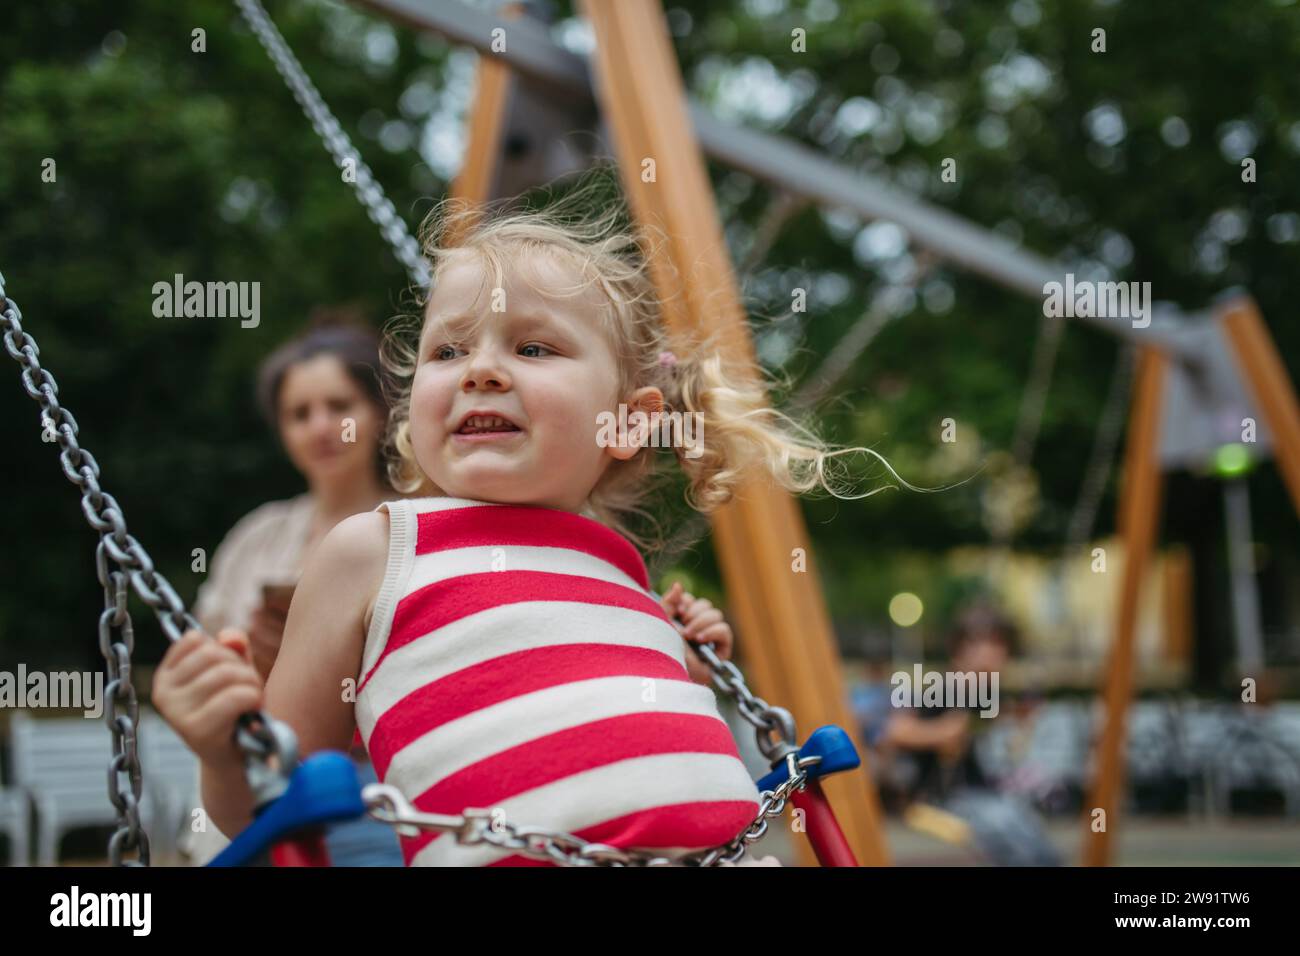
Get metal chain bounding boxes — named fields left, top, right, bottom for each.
left=233, top=0, right=432, bottom=290
left=1, top=273, right=285, bottom=865
left=691, top=640, right=799, bottom=763
left=95, top=542, right=148, bottom=865
left=364, top=750, right=820, bottom=867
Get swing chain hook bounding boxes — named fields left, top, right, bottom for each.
left=236, top=712, right=300, bottom=809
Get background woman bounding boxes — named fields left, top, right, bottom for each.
left=184, top=315, right=404, bottom=865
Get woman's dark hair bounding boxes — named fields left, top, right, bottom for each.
left=256, top=308, right=390, bottom=472
left=945, top=602, right=1021, bottom=659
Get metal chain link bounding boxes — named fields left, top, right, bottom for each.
left=691, top=640, right=799, bottom=763
left=95, top=542, right=148, bottom=865
left=233, top=0, right=432, bottom=290
left=1, top=273, right=286, bottom=865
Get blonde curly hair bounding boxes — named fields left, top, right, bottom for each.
left=381, top=176, right=920, bottom=550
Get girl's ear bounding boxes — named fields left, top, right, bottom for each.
left=604, top=386, right=664, bottom=462
left=631, top=386, right=664, bottom=415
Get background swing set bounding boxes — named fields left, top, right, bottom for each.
left=3, top=0, right=1298, bottom=867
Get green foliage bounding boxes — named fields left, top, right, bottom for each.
left=0, top=0, right=446, bottom=665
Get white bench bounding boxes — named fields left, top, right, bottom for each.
left=138, top=711, right=201, bottom=859
left=9, top=710, right=172, bottom=865
left=0, top=786, right=31, bottom=866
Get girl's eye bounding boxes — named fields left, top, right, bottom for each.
left=519, top=343, right=552, bottom=358
left=433, top=344, right=463, bottom=361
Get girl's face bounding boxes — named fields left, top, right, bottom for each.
left=277, top=354, right=384, bottom=488
left=410, top=250, right=649, bottom=512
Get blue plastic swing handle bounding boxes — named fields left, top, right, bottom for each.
left=754, top=725, right=860, bottom=793
left=208, top=750, right=368, bottom=867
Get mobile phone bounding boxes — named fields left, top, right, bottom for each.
left=260, top=581, right=297, bottom=610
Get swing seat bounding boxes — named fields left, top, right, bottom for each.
left=208, top=750, right=366, bottom=867
left=211, top=725, right=863, bottom=867
left=754, top=724, right=860, bottom=793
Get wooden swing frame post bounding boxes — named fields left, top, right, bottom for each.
left=443, top=1, right=525, bottom=242
left=578, top=0, right=888, bottom=867
left=1081, top=346, right=1167, bottom=867
left=1084, top=294, right=1300, bottom=865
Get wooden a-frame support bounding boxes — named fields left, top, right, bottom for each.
left=580, top=0, right=888, bottom=867
left=448, top=0, right=889, bottom=866
left=1083, top=294, right=1300, bottom=865
left=443, top=2, right=523, bottom=244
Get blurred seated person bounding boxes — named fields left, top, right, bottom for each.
left=909, top=604, right=1017, bottom=801
left=851, top=604, right=1017, bottom=807
left=852, top=604, right=1061, bottom=864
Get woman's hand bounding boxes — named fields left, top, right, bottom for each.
left=659, top=581, right=734, bottom=686
left=152, top=629, right=264, bottom=768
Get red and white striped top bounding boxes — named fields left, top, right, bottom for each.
left=355, top=496, right=761, bottom=866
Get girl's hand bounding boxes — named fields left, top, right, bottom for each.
left=152, top=628, right=264, bottom=768
left=660, top=581, right=734, bottom=685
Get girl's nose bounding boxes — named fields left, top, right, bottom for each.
left=460, top=349, right=511, bottom=391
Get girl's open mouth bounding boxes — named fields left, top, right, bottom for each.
left=453, top=414, right=523, bottom=442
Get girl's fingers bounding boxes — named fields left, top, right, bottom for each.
left=162, top=637, right=240, bottom=687
left=665, top=582, right=686, bottom=613
left=681, top=597, right=714, bottom=623
left=217, top=629, right=251, bottom=659
left=184, top=660, right=263, bottom=704
left=159, top=631, right=211, bottom=673
left=696, top=624, right=733, bottom=657
left=683, top=623, right=732, bottom=657
left=188, top=686, right=265, bottom=752
left=682, top=646, right=710, bottom=685
left=688, top=627, right=731, bottom=655
left=683, top=608, right=723, bottom=636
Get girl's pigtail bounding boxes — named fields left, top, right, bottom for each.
left=665, top=352, right=815, bottom=510
left=665, top=351, right=948, bottom=512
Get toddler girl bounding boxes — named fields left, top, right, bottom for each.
left=154, top=190, right=905, bottom=866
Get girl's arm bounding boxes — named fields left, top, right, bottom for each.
left=199, top=510, right=390, bottom=838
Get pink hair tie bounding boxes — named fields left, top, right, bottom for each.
left=658, top=350, right=678, bottom=368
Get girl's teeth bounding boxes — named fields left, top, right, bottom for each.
left=461, top=415, right=517, bottom=432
